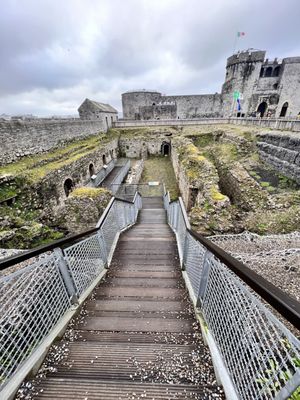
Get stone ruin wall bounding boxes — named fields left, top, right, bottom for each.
left=27, top=138, right=119, bottom=218
left=170, top=142, right=190, bottom=207
left=118, top=136, right=171, bottom=159
left=257, top=132, right=300, bottom=184
left=0, top=119, right=106, bottom=165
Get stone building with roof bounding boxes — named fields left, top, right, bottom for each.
left=78, top=98, right=118, bottom=130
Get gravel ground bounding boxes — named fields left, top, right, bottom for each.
left=209, top=231, right=300, bottom=337
left=209, top=231, right=300, bottom=302
left=0, top=248, right=51, bottom=278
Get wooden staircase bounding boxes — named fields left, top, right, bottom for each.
left=30, top=197, right=223, bottom=399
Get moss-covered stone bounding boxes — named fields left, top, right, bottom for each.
left=0, top=133, right=119, bottom=183
left=71, top=187, right=109, bottom=199
left=56, top=187, right=112, bottom=234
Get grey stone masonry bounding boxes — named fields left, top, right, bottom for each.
left=0, top=119, right=105, bottom=165
left=122, top=49, right=300, bottom=120
left=256, top=131, right=300, bottom=183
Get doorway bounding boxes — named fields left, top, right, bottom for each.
left=257, top=102, right=268, bottom=117
left=161, top=142, right=170, bottom=156
left=89, top=163, right=95, bottom=177
left=279, top=102, right=288, bottom=117
left=64, top=178, right=74, bottom=197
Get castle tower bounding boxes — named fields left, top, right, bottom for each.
left=275, top=57, right=300, bottom=118
left=122, top=90, right=162, bottom=119
left=221, top=50, right=266, bottom=116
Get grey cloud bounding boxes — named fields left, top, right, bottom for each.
left=0, top=0, right=299, bottom=115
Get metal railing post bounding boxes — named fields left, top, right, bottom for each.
left=174, top=202, right=180, bottom=230
left=182, top=231, right=189, bottom=271
left=97, top=228, right=108, bottom=267
left=196, top=249, right=211, bottom=308
left=54, top=248, right=78, bottom=305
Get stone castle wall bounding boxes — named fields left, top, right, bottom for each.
left=164, top=94, right=222, bottom=118
left=122, top=51, right=300, bottom=120
left=122, top=91, right=222, bottom=120
left=0, top=119, right=106, bottom=165
left=257, top=132, right=300, bottom=183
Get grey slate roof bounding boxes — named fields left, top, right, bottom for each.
left=78, top=98, right=118, bottom=113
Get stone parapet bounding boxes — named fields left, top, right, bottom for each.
left=0, top=119, right=105, bottom=165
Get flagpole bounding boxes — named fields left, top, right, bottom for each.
left=233, top=33, right=238, bottom=54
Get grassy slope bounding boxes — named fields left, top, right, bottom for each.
left=140, top=156, right=180, bottom=200
left=0, top=132, right=119, bottom=182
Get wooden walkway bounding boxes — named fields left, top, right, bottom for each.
left=30, top=197, right=222, bottom=399
left=101, top=166, right=122, bottom=188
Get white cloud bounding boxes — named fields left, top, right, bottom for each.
left=0, top=0, right=299, bottom=115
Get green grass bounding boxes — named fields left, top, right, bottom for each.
left=0, top=133, right=119, bottom=183
left=193, top=133, right=214, bottom=148
left=140, top=156, right=180, bottom=200
left=260, top=181, right=270, bottom=187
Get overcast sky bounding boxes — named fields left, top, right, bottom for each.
left=0, top=0, right=299, bottom=116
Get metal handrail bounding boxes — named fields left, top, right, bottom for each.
left=163, top=190, right=300, bottom=399
left=163, top=190, right=300, bottom=330
left=0, top=191, right=142, bottom=395
left=0, top=194, right=137, bottom=271
left=187, top=228, right=300, bottom=330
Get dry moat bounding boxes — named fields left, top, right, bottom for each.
left=0, top=124, right=299, bottom=302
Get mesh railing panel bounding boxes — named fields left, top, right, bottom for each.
left=202, top=255, right=300, bottom=400
left=0, top=255, right=71, bottom=388
left=177, top=206, right=187, bottom=257
left=64, top=234, right=105, bottom=297
left=164, top=196, right=300, bottom=400
left=184, top=232, right=207, bottom=297
left=0, top=193, right=142, bottom=392
left=209, top=231, right=300, bottom=303
left=99, top=202, right=120, bottom=260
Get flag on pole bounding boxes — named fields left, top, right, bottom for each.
left=237, top=32, right=245, bottom=37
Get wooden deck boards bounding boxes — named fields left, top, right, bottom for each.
left=32, top=197, right=217, bottom=399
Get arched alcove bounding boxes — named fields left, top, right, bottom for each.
left=273, top=66, right=280, bottom=77
left=161, top=142, right=171, bottom=156
left=279, top=102, right=288, bottom=117
left=102, top=154, right=107, bottom=165
left=265, top=67, right=273, bottom=77
left=259, top=68, right=264, bottom=77
left=89, top=163, right=95, bottom=177
left=64, top=178, right=74, bottom=197
left=257, top=102, right=268, bottom=117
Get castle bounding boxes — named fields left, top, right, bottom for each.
left=121, top=49, right=300, bottom=120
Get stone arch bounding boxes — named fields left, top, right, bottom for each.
left=259, top=67, right=264, bottom=77
left=265, top=67, right=273, bottom=77
left=102, top=154, right=107, bottom=165
left=273, top=66, right=280, bottom=77
left=89, top=163, right=95, bottom=177
left=257, top=102, right=268, bottom=117
left=279, top=102, right=289, bottom=117
left=161, top=142, right=171, bottom=156
left=64, top=178, right=74, bottom=197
